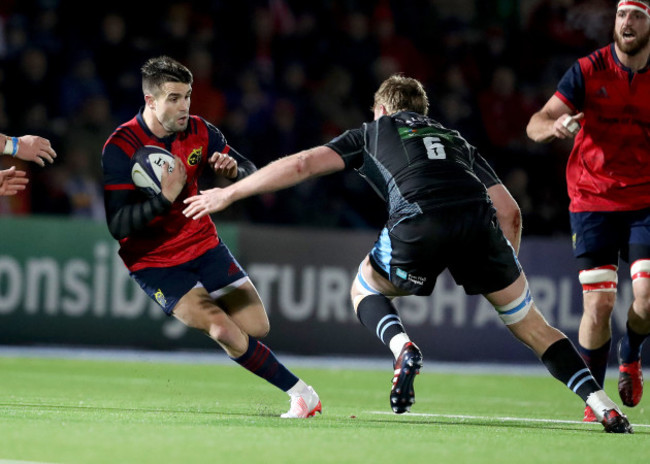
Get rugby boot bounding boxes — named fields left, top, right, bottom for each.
left=390, top=342, right=423, bottom=414
left=281, top=385, right=322, bottom=418
left=617, top=339, right=643, bottom=407
left=583, top=405, right=597, bottom=422
left=586, top=390, right=633, bottom=434
left=599, top=409, right=634, bottom=434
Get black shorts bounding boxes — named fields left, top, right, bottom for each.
left=369, top=202, right=521, bottom=296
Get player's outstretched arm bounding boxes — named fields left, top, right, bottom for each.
left=526, top=95, right=583, bottom=143
left=183, top=145, right=345, bottom=219
left=0, top=166, right=28, bottom=196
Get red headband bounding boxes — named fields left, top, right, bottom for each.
left=618, top=1, right=650, bottom=18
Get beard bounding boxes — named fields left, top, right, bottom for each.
left=614, top=28, right=650, bottom=55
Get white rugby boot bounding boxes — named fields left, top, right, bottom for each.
left=281, top=385, right=322, bottom=419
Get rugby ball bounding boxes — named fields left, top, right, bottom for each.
left=131, top=145, right=176, bottom=197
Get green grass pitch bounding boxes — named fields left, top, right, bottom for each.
left=0, top=355, right=647, bottom=464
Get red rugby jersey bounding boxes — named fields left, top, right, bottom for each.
left=103, top=111, right=224, bottom=271
left=555, top=44, right=650, bottom=212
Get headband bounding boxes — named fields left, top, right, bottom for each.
left=617, top=1, right=650, bottom=18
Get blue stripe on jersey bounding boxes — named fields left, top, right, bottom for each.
left=370, top=228, right=392, bottom=275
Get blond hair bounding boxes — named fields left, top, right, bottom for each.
left=373, top=74, right=429, bottom=115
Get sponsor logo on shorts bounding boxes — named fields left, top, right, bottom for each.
left=154, top=289, right=167, bottom=308
left=396, top=268, right=426, bottom=286
left=572, top=233, right=577, bottom=250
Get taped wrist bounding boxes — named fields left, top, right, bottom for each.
left=2, top=136, right=19, bottom=156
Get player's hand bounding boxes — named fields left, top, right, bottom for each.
left=15, top=135, right=57, bottom=167
left=553, top=112, right=584, bottom=139
left=182, top=187, right=232, bottom=220
left=160, top=155, right=187, bottom=202
left=210, top=151, right=238, bottom=179
left=0, top=166, right=28, bottom=196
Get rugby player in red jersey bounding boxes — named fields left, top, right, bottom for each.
left=527, top=0, right=650, bottom=421
left=102, top=56, right=321, bottom=419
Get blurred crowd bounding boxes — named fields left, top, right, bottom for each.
left=0, top=0, right=617, bottom=235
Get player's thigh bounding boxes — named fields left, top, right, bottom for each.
left=352, top=255, right=409, bottom=299
left=450, top=203, right=521, bottom=296
left=173, top=286, right=232, bottom=332
left=215, top=279, right=270, bottom=338
left=484, top=272, right=527, bottom=307
left=368, top=218, right=446, bottom=296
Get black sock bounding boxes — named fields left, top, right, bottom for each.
left=577, top=338, right=611, bottom=389
left=357, top=294, right=405, bottom=345
left=231, top=335, right=298, bottom=392
left=619, top=322, right=648, bottom=363
left=541, top=338, right=601, bottom=402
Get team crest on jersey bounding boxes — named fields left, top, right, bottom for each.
left=187, top=147, right=202, bottom=166
left=154, top=289, right=167, bottom=308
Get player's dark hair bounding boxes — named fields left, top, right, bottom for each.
left=373, top=74, right=429, bottom=116
left=141, top=56, right=193, bottom=96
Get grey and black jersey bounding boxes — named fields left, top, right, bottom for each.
left=326, top=111, right=491, bottom=228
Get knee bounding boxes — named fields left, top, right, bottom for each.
left=207, top=320, right=232, bottom=343
left=582, top=294, right=616, bottom=322
left=248, top=320, right=270, bottom=339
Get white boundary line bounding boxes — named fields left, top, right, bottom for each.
left=369, top=410, right=650, bottom=428
left=0, top=460, right=60, bottom=464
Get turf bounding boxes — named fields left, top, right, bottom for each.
left=0, top=355, right=647, bottom=464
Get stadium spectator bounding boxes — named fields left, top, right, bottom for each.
left=183, top=74, right=632, bottom=433
left=526, top=0, right=650, bottom=422
left=0, top=1, right=619, bottom=236
left=102, top=56, right=321, bottom=418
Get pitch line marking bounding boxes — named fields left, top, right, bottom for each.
left=368, top=410, right=650, bottom=428
left=0, top=460, right=61, bottom=464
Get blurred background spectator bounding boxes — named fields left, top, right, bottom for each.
left=0, top=0, right=613, bottom=236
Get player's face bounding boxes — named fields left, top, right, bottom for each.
left=153, top=82, right=192, bottom=134
left=614, top=8, right=650, bottom=55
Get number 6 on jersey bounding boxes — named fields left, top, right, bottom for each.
left=424, top=136, right=446, bottom=159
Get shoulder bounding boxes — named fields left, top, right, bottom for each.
left=103, top=117, right=145, bottom=157
left=188, top=115, right=221, bottom=136
left=578, top=44, right=613, bottom=74
left=187, top=115, right=226, bottom=146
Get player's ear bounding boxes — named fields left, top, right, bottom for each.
left=144, top=94, right=156, bottom=110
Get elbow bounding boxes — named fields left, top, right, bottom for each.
left=109, top=226, right=128, bottom=241
left=498, top=200, right=522, bottom=228
left=293, top=152, right=313, bottom=178
left=526, top=116, right=554, bottom=144
left=525, top=120, right=539, bottom=142
left=107, top=216, right=129, bottom=241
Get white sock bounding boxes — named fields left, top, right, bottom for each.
left=388, top=333, right=411, bottom=359
left=286, top=379, right=309, bottom=397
